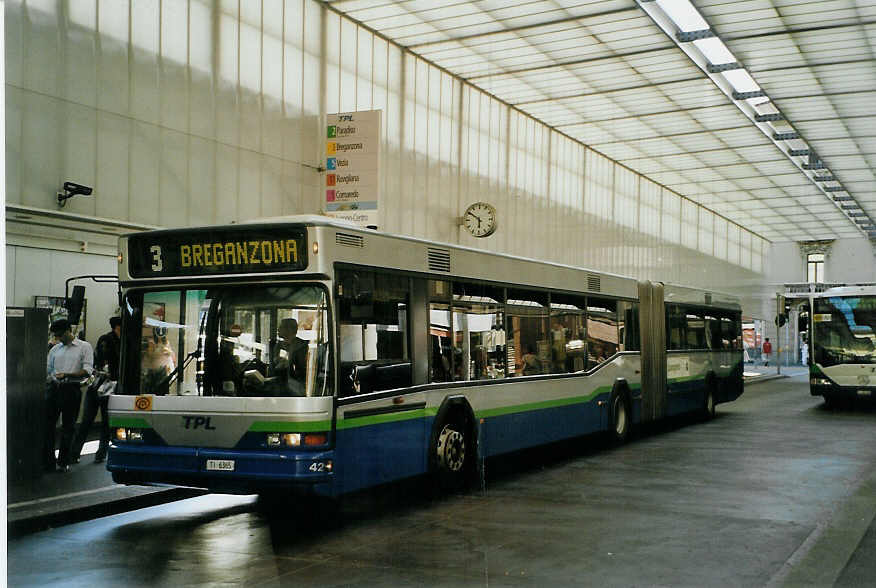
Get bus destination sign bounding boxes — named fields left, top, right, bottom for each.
left=128, top=227, right=308, bottom=277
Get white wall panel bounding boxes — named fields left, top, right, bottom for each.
left=64, top=0, right=98, bottom=108
left=61, top=101, right=97, bottom=217
left=96, top=0, right=130, bottom=116
left=5, top=0, right=771, bottom=319
left=130, top=2, right=161, bottom=126
left=6, top=87, right=22, bottom=204
left=95, top=112, right=130, bottom=220
left=189, top=135, right=217, bottom=226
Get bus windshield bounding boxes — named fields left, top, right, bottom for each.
left=813, top=296, right=876, bottom=366
left=124, top=284, right=332, bottom=397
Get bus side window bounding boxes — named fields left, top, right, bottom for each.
left=586, top=297, right=619, bottom=369
left=666, top=305, right=685, bottom=350
left=507, top=288, right=548, bottom=377
left=550, top=292, right=587, bottom=373
left=452, top=282, right=505, bottom=381
left=337, top=269, right=411, bottom=397
left=618, top=301, right=640, bottom=352
left=685, top=310, right=706, bottom=350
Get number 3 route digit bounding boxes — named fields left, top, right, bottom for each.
left=150, top=245, right=163, bottom=272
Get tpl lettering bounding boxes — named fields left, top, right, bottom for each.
left=183, top=416, right=217, bottom=430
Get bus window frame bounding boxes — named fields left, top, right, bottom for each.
left=119, top=280, right=335, bottom=398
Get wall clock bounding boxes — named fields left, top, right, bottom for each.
left=462, top=202, right=498, bottom=238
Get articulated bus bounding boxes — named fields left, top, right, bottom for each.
left=108, top=216, right=743, bottom=498
left=809, top=284, right=876, bottom=406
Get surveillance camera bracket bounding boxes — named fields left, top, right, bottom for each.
left=57, top=191, right=74, bottom=207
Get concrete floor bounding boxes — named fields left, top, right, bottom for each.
left=7, top=374, right=876, bottom=587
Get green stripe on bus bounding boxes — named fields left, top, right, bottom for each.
left=108, top=417, right=151, bottom=428
left=475, top=387, right=608, bottom=420
left=668, top=375, right=706, bottom=384
left=249, top=420, right=332, bottom=432
left=337, top=409, right=428, bottom=430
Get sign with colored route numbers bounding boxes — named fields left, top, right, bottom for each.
left=325, top=110, right=381, bottom=228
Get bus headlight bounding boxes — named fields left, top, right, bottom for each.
left=810, top=377, right=831, bottom=386
left=115, top=427, right=144, bottom=442
left=266, top=432, right=327, bottom=447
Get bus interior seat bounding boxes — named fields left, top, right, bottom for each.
left=349, top=362, right=412, bottom=396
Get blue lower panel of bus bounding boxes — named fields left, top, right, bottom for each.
left=333, top=394, right=611, bottom=495
left=334, top=416, right=428, bottom=495
left=667, top=379, right=705, bottom=416
left=479, top=394, right=608, bottom=457
left=107, top=444, right=335, bottom=496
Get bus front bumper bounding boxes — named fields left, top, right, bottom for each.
left=107, top=444, right=336, bottom=495
left=810, top=381, right=876, bottom=401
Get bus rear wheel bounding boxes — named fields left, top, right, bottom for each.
left=609, top=391, right=631, bottom=444
left=702, top=387, right=716, bottom=421
left=434, top=418, right=469, bottom=490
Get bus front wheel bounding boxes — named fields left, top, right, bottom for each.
left=433, top=417, right=469, bottom=490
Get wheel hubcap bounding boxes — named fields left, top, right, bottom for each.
left=437, top=425, right=465, bottom=472
left=707, top=391, right=714, bottom=413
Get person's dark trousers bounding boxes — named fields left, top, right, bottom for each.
left=72, top=387, right=109, bottom=462
left=43, top=382, right=60, bottom=471
left=44, top=382, right=83, bottom=469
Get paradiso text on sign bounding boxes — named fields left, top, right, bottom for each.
left=180, top=239, right=299, bottom=268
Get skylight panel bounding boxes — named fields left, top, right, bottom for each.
left=655, top=0, right=708, bottom=32
left=722, top=69, right=759, bottom=93
left=693, top=37, right=736, bottom=65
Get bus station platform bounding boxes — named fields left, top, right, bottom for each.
left=6, top=439, right=205, bottom=537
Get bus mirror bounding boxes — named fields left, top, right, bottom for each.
left=67, top=285, right=86, bottom=326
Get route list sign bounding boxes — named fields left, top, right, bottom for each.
left=325, top=110, right=381, bottom=228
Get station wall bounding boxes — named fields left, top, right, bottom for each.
left=769, top=239, right=876, bottom=285
left=6, top=0, right=771, bottom=322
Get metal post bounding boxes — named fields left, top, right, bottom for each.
left=776, top=293, right=782, bottom=376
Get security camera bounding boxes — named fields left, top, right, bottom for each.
left=57, top=181, right=93, bottom=206
left=63, top=181, right=93, bottom=196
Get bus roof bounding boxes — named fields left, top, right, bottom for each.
left=119, top=215, right=741, bottom=308
left=811, top=284, right=876, bottom=298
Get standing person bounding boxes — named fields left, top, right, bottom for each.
left=72, top=316, right=120, bottom=464
left=762, top=337, right=773, bottom=367
left=45, top=319, right=94, bottom=472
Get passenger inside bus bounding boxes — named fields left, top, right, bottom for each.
left=274, top=318, right=308, bottom=392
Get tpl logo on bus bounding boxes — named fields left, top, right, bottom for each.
left=182, top=416, right=216, bottom=430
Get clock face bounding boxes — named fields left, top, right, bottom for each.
left=463, top=202, right=498, bottom=237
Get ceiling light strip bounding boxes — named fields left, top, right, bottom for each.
left=638, top=0, right=873, bottom=239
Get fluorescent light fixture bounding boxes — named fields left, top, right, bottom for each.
left=693, top=37, right=735, bottom=64
left=723, top=69, right=759, bottom=93
left=754, top=101, right=779, bottom=115
left=657, top=0, right=708, bottom=32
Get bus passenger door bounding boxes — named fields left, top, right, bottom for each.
left=638, top=281, right=666, bottom=422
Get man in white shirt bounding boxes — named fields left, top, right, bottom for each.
left=45, top=319, right=94, bottom=472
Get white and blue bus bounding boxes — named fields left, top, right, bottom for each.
left=108, top=216, right=744, bottom=497
left=808, top=284, right=876, bottom=407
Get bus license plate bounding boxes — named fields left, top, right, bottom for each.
left=857, top=389, right=871, bottom=397
left=206, top=459, right=235, bottom=471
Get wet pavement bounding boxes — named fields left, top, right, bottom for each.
left=7, top=372, right=876, bottom=587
